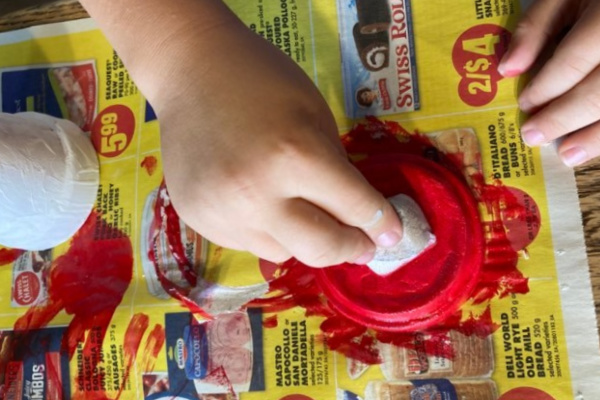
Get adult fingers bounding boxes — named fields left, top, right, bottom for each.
left=498, top=0, right=570, bottom=77
left=518, top=2, right=600, bottom=112
left=519, top=65, right=600, bottom=147
left=269, top=198, right=376, bottom=268
left=558, top=122, right=600, bottom=167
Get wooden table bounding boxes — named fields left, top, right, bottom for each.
left=1, top=0, right=599, bottom=334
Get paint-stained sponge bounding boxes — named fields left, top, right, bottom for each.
left=367, top=194, right=436, bottom=276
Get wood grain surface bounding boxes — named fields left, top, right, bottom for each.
left=0, top=0, right=598, bottom=335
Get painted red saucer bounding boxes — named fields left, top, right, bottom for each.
left=316, top=154, right=484, bottom=332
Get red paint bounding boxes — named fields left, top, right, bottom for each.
left=141, top=155, right=158, bottom=176
left=262, top=315, right=278, bottom=328
left=14, top=211, right=133, bottom=353
left=470, top=178, right=533, bottom=303
left=155, top=185, right=197, bottom=287
left=8, top=210, right=133, bottom=400
left=342, top=117, right=534, bottom=314
left=498, top=187, right=541, bottom=251
left=45, top=351, right=65, bottom=400
left=321, top=317, right=380, bottom=364
left=139, top=324, right=166, bottom=372
left=0, top=248, right=23, bottom=266
left=201, top=366, right=237, bottom=398
left=248, top=117, right=535, bottom=364
left=147, top=183, right=212, bottom=320
left=317, top=154, right=484, bottom=332
left=258, top=258, right=280, bottom=281
left=115, top=313, right=150, bottom=399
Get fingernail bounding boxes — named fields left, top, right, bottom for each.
left=376, top=231, right=401, bottom=248
left=519, top=98, right=533, bottom=112
left=354, top=250, right=375, bottom=265
left=497, top=53, right=509, bottom=76
left=560, top=147, right=588, bottom=167
left=521, top=129, right=546, bottom=146
left=497, top=61, right=507, bottom=76
left=501, top=68, right=522, bottom=77
left=361, top=209, right=383, bottom=229
left=497, top=61, right=521, bottom=77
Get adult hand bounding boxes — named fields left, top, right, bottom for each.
left=498, top=0, right=600, bottom=167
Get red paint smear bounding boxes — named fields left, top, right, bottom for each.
left=45, top=351, right=64, bottom=400
left=0, top=248, right=24, bottom=266
left=248, top=116, right=535, bottom=364
left=262, top=315, right=278, bottom=328
left=147, top=183, right=214, bottom=320
left=258, top=258, right=280, bottom=281
left=114, top=313, right=150, bottom=400
left=8, top=210, right=133, bottom=400
left=141, top=155, right=158, bottom=176
left=14, top=211, right=133, bottom=349
left=154, top=185, right=197, bottom=287
left=202, top=366, right=238, bottom=399
left=139, top=324, right=166, bottom=372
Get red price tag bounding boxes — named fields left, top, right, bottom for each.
left=499, top=387, right=556, bottom=400
left=452, top=24, right=511, bottom=106
left=92, top=105, right=135, bottom=157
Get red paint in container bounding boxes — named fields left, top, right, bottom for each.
left=316, top=154, right=484, bottom=332
left=250, top=117, right=537, bottom=362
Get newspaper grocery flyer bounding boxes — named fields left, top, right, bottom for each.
left=0, top=0, right=599, bottom=399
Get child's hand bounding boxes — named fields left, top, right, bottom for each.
left=79, top=0, right=402, bottom=267
left=498, top=0, right=600, bottom=167
left=150, top=6, right=403, bottom=267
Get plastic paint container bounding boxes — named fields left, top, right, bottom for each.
left=316, top=154, right=484, bottom=331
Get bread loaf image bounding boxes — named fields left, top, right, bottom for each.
left=379, top=331, right=494, bottom=379
left=353, top=23, right=390, bottom=72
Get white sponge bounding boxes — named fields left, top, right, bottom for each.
left=366, top=194, right=436, bottom=276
